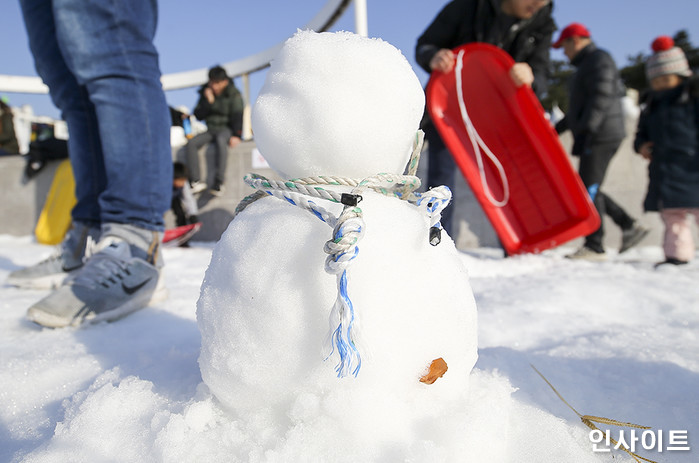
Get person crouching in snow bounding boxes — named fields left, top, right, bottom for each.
left=634, top=36, right=699, bottom=267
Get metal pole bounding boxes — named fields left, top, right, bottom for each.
left=354, top=0, right=368, bottom=37
left=241, top=73, right=252, bottom=140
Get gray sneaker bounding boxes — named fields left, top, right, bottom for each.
left=6, top=222, right=99, bottom=290
left=566, top=246, right=607, bottom=262
left=620, top=223, right=650, bottom=253
left=190, top=181, right=207, bottom=195
left=26, top=238, right=167, bottom=328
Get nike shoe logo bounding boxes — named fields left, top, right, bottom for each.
left=122, top=278, right=152, bottom=295
left=62, top=262, right=85, bottom=272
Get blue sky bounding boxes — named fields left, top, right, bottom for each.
left=1, top=0, right=698, bottom=119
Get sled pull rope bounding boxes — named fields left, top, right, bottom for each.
left=454, top=49, right=510, bottom=208
left=531, top=365, right=657, bottom=463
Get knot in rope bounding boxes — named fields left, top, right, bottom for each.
left=323, top=206, right=364, bottom=275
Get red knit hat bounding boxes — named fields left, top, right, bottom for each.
left=652, top=36, right=675, bottom=53
left=552, top=23, right=591, bottom=49
left=646, top=36, right=692, bottom=80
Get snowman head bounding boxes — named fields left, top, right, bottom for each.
left=252, top=30, right=425, bottom=180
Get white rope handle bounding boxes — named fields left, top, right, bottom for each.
left=454, top=49, right=510, bottom=208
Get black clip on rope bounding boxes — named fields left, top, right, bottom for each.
left=429, top=226, right=442, bottom=246
left=340, top=193, right=363, bottom=206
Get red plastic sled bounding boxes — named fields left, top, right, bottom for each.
left=427, top=43, right=599, bottom=255
left=163, top=222, right=202, bottom=247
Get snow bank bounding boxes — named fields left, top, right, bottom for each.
left=1, top=238, right=697, bottom=462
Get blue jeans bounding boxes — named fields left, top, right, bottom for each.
left=20, top=0, right=172, bottom=231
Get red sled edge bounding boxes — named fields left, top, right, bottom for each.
left=163, top=222, right=202, bottom=246
left=426, top=43, right=600, bottom=255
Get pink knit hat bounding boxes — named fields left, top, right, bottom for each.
left=646, top=36, right=692, bottom=80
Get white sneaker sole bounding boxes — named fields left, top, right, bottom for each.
left=190, top=183, right=207, bottom=194
left=26, top=276, right=169, bottom=328
left=6, top=272, right=71, bottom=290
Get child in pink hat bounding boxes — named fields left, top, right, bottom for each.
left=634, top=36, right=699, bottom=267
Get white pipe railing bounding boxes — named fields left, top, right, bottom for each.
left=0, top=0, right=360, bottom=140
left=0, top=0, right=353, bottom=95
left=354, top=0, right=368, bottom=37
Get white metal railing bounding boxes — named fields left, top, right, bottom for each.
left=0, top=0, right=355, bottom=141
left=0, top=0, right=353, bottom=95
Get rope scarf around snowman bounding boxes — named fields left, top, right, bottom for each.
left=238, top=130, right=451, bottom=378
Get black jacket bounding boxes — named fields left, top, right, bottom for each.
left=555, top=44, right=626, bottom=154
left=193, top=79, right=244, bottom=137
left=634, top=77, right=699, bottom=211
left=416, top=0, right=556, bottom=99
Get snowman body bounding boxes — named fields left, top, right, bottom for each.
left=197, top=30, right=479, bottom=439
left=198, top=191, right=478, bottom=414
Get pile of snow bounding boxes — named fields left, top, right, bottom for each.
left=197, top=193, right=479, bottom=460
left=1, top=238, right=697, bottom=462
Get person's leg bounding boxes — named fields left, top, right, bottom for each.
left=577, top=141, right=619, bottom=253
left=19, top=0, right=103, bottom=227
left=24, top=0, right=171, bottom=327
left=661, top=208, right=694, bottom=262
left=588, top=149, right=648, bottom=253
left=212, top=128, right=232, bottom=187
left=185, top=131, right=214, bottom=184
left=600, top=193, right=635, bottom=230
left=606, top=188, right=650, bottom=253
left=425, top=124, right=456, bottom=236
left=689, top=209, right=699, bottom=262
left=52, top=0, right=172, bottom=236
left=13, top=0, right=102, bottom=288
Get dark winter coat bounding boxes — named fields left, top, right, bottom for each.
left=555, top=44, right=626, bottom=155
left=634, top=77, right=699, bottom=211
left=416, top=0, right=556, bottom=99
left=193, top=79, right=244, bottom=137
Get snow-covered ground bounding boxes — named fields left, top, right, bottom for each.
left=0, top=235, right=696, bottom=462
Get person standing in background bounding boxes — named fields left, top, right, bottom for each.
left=415, top=0, right=556, bottom=237
left=635, top=36, right=699, bottom=267
left=554, top=23, right=648, bottom=261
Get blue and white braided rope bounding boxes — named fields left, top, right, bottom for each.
left=240, top=131, right=451, bottom=377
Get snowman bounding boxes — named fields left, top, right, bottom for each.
left=196, top=30, right=478, bottom=451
